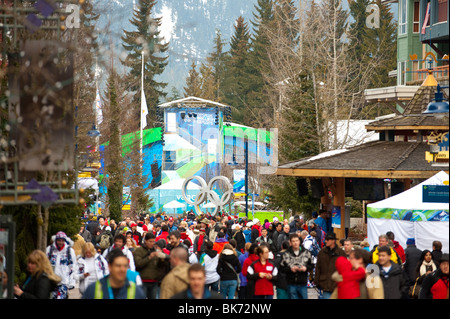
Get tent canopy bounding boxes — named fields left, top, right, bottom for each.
left=367, top=171, right=449, bottom=253
left=368, top=170, right=449, bottom=212
left=163, top=200, right=186, bottom=209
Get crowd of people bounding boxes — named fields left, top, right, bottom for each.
left=9, top=209, right=449, bottom=300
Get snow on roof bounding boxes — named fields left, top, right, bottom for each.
left=159, top=96, right=229, bottom=108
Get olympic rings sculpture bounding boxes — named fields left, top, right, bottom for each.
left=181, top=176, right=233, bottom=216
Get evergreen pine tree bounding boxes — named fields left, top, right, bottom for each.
left=348, top=0, right=397, bottom=117
left=244, top=0, right=275, bottom=127
left=183, top=61, right=202, bottom=97
left=206, top=30, right=227, bottom=102
left=223, top=16, right=251, bottom=123
left=121, top=0, right=169, bottom=133
left=104, top=69, right=123, bottom=222
left=199, top=61, right=218, bottom=101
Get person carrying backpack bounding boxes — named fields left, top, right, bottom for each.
left=97, top=229, right=113, bottom=253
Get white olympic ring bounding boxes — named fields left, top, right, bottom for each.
left=181, top=176, right=233, bottom=216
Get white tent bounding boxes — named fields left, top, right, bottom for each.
left=367, top=171, right=449, bottom=253
left=163, top=200, right=186, bottom=209
left=155, top=178, right=201, bottom=190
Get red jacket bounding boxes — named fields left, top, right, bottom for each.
left=335, top=256, right=366, bottom=299
left=155, top=231, right=169, bottom=243
left=180, top=232, right=192, bottom=245
left=392, top=240, right=406, bottom=263
left=247, top=260, right=278, bottom=296
left=242, top=254, right=260, bottom=277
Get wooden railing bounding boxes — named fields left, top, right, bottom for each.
left=413, top=65, right=449, bottom=81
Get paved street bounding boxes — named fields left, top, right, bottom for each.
left=69, top=285, right=319, bottom=299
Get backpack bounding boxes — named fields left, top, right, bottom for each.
left=309, top=239, right=321, bottom=257
left=99, top=232, right=111, bottom=250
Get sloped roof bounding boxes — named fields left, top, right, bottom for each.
left=276, top=141, right=447, bottom=178
left=365, top=73, right=449, bottom=132
left=403, top=85, right=444, bottom=115
left=365, top=112, right=449, bottom=131
left=159, top=96, right=229, bottom=108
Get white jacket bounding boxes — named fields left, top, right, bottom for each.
left=75, top=254, right=109, bottom=294
left=200, top=251, right=220, bottom=284
left=102, top=245, right=136, bottom=271
left=46, top=240, right=77, bottom=288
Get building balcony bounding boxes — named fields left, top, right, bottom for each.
left=407, top=65, right=450, bottom=85
left=420, top=0, right=449, bottom=43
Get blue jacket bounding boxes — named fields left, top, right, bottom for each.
left=238, top=252, right=249, bottom=287
left=82, top=276, right=146, bottom=299
left=243, top=230, right=252, bottom=243
left=315, top=217, right=328, bottom=233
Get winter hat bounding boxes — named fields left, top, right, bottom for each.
left=55, top=231, right=68, bottom=241
left=325, top=232, right=337, bottom=240
left=440, top=253, right=449, bottom=263
left=406, top=238, right=415, bottom=245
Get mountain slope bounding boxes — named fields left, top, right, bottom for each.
left=95, top=0, right=258, bottom=98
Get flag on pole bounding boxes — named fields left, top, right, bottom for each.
left=95, top=85, right=103, bottom=125
left=141, top=89, right=148, bottom=129
left=141, top=51, right=148, bottom=130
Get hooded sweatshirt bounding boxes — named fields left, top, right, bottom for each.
left=46, top=235, right=77, bottom=288
left=217, top=248, right=242, bottom=281
left=334, top=256, right=366, bottom=299
left=200, top=249, right=220, bottom=284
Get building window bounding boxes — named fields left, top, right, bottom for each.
left=438, top=0, right=448, bottom=23
left=167, top=112, right=176, bottom=132
left=399, top=0, right=408, bottom=35
left=413, top=1, right=420, bottom=32
left=397, top=61, right=407, bottom=86
left=163, top=151, right=176, bottom=170
left=412, top=60, right=420, bottom=80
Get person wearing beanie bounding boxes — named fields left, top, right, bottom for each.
left=404, top=238, right=423, bottom=287
left=46, top=231, right=77, bottom=299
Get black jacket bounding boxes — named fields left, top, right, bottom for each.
left=377, top=261, right=409, bottom=299
left=193, top=234, right=209, bottom=255
left=276, top=232, right=290, bottom=251
left=279, top=246, right=313, bottom=286
left=231, top=229, right=246, bottom=253
left=431, top=250, right=442, bottom=267
left=217, top=250, right=242, bottom=281
left=404, top=245, right=423, bottom=284
left=272, top=230, right=282, bottom=252
left=16, top=273, right=58, bottom=299
left=419, top=268, right=449, bottom=299
left=273, top=250, right=289, bottom=289
left=171, top=287, right=223, bottom=299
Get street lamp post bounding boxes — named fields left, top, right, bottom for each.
left=245, top=140, right=248, bottom=218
